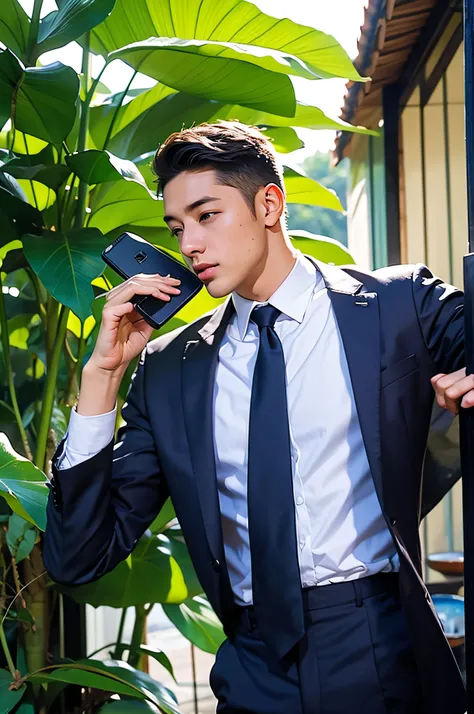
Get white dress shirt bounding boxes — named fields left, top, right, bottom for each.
left=60, top=252, right=399, bottom=606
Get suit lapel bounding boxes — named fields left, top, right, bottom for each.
left=309, top=259, right=384, bottom=508
left=181, top=298, right=235, bottom=561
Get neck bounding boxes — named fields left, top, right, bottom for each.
left=235, top=232, right=297, bottom=302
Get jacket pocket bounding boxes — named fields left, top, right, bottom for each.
left=381, top=354, right=419, bottom=388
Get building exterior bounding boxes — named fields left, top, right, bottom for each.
left=334, top=0, right=465, bottom=580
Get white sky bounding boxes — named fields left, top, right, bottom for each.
left=20, top=0, right=367, bottom=156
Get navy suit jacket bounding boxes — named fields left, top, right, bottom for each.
left=44, top=259, right=466, bottom=714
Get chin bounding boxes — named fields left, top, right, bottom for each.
left=205, top=277, right=234, bottom=299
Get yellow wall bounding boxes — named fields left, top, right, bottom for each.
left=400, top=41, right=466, bottom=581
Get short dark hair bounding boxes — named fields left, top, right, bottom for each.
left=152, top=121, right=285, bottom=216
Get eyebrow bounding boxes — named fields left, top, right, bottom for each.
left=163, top=196, right=222, bottom=224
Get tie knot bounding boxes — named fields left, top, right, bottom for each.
left=251, top=304, right=281, bottom=329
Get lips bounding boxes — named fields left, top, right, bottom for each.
left=194, top=264, right=218, bottom=281
left=196, top=265, right=218, bottom=282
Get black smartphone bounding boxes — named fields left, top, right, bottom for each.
left=101, top=232, right=203, bottom=329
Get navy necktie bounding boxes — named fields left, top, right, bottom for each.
left=247, top=304, right=304, bottom=658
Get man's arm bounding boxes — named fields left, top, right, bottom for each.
left=43, top=271, right=182, bottom=586
left=43, top=354, right=169, bottom=586
left=410, top=265, right=474, bottom=412
left=58, top=406, right=116, bottom=470
left=412, top=263, right=464, bottom=374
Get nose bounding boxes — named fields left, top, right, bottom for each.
left=179, top=228, right=205, bottom=258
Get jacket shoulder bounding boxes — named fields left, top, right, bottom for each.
left=342, top=263, right=418, bottom=291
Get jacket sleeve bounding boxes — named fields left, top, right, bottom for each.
left=43, top=350, right=168, bottom=585
left=411, top=264, right=464, bottom=373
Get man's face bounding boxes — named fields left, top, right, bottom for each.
left=163, top=169, right=269, bottom=298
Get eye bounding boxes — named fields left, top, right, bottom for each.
left=170, top=227, right=182, bottom=238
left=200, top=211, right=218, bottom=222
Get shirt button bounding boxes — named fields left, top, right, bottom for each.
left=296, top=496, right=304, bottom=506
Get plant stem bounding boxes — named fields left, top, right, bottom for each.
left=74, top=33, right=92, bottom=230
left=45, top=298, right=60, bottom=366
left=0, top=273, right=33, bottom=459
left=0, top=621, right=16, bottom=678
left=127, top=605, right=146, bottom=668
left=76, top=330, right=86, bottom=382
left=102, top=69, right=138, bottom=152
left=9, top=122, right=16, bottom=156
left=113, top=607, right=128, bottom=659
left=26, top=0, right=44, bottom=65
left=58, top=593, right=65, bottom=659
left=35, top=306, right=69, bottom=471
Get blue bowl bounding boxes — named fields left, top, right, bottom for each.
left=431, top=594, right=465, bottom=638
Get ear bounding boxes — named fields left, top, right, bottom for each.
left=259, top=183, right=285, bottom=227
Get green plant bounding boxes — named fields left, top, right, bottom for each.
left=0, top=0, right=366, bottom=711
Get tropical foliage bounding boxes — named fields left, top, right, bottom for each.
left=288, top=152, right=349, bottom=247
left=0, top=0, right=364, bottom=711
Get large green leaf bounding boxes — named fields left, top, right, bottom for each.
left=284, top=166, right=343, bottom=211
left=98, top=90, right=376, bottom=162
left=0, top=49, right=22, bottom=130
left=82, top=660, right=180, bottom=714
left=111, top=35, right=336, bottom=79
left=27, top=662, right=164, bottom=708
left=16, top=62, right=80, bottom=144
left=138, top=646, right=175, bottom=682
left=23, top=228, right=108, bottom=321
left=0, top=131, right=48, bottom=156
left=262, top=126, right=303, bottom=153
left=89, top=83, right=175, bottom=150
left=0, top=187, right=43, bottom=247
left=289, top=230, right=355, bottom=265
left=109, top=38, right=296, bottom=117
left=0, top=670, right=25, bottom=714
left=0, top=432, right=48, bottom=530
left=90, top=0, right=362, bottom=82
left=0, top=51, right=79, bottom=144
left=88, top=180, right=165, bottom=234
left=66, top=149, right=149, bottom=189
left=113, top=642, right=176, bottom=683
left=163, top=595, right=226, bottom=655
left=35, top=0, right=117, bottom=59
left=0, top=0, right=29, bottom=64
left=62, top=528, right=202, bottom=607
left=1, top=146, right=70, bottom=191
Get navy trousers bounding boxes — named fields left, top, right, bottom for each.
left=210, top=574, right=423, bottom=714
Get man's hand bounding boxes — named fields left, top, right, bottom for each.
left=77, top=273, right=181, bottom=415
left=88, top=273, right=181, bottom=375
left=431, top=368, right=474, bottom=414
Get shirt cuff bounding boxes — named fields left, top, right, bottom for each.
left=58, top=405, right=117, bottom=469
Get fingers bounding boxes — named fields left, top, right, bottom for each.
left=461, top=390, right=474, bottom=409
left=101, top=301, right=136, bottom=329
left=430, top=368, right=474, bottom=414
left=105, top=273, right=181, bottom=307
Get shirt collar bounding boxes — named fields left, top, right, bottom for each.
left=231, top=251, right=318, bottom=340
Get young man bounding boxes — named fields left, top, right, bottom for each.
left=44, top=121, right=469, bottom=714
